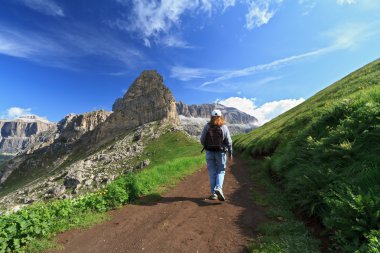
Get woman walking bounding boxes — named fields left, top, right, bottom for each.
left=200, top=109, right=232, bottom=201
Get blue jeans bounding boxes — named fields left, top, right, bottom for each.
left=206, top=150, right=227, bottom=194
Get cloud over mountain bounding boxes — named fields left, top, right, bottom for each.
left=218, top=97, right=305, bottom=124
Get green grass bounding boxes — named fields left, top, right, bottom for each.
left=0, top=130, right=206, bottom=253
left=234, top=58, right=380, bottom=155
left=140, top=129, right=201, bottom=166
left=0, top=144, right=88, bottom=197
left=26, top=212, right=109, bottom=253
left=235, top=58, right=380, bottom=252
left=136, top=156, right=204, bottom=195
left=244, top=155, right=320, bottom=253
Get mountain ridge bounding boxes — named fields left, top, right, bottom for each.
left=176, top=101, right=258, bottom=136
left=0, top=117, right=56, bottom=155
left=0, top=70, right=187, bottom=211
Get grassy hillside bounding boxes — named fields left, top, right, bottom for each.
left=0, top=155, right=12, bottom=167
left=235, top=58, right=380, bottom=252
left=0, top=130, right=205, bottom=252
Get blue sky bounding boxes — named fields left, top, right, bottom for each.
left=1, top=0, right=380, bottom=124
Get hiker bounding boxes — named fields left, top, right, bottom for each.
left=200, top=109, right=232, bottom=201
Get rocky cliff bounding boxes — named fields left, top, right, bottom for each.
left=57, top=110, right=112, bottom=144
left=0, top=116, right=56, bottom=155
left=0, top=110, right=112, bottom=185
left=95, top=70, right=179, bottom=143
left=21, top=110, right=112, bottom=155
left=0, top=70, right=181, bottom=211
left=176, top=102, right=258, bottom=136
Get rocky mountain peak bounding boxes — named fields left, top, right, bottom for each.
left=0, top=117, right=56, bottom=155
left=176, top=101, right=258, bottom=136
left=122, top=70, right=164, bottom=101
left=94, top=70, right=179, bottom=142
left=16, top=115, right=51, bottom=124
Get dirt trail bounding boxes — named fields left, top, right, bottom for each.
left=51, top=158, right=267, bottom=253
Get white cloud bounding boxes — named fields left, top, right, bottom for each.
left=0, top=25, right=143, bottom=69
left=335, top=0, right=380, bottom=8
left=201, top=46, right=330, bottom=86
left=18, top=0, right=64, bottom=16
left=223, top=0, right=236, bottom=10
left=325, top=22, right=380, bottom=50
left=252, top=98, right=305, bottom=124
left=201, top=22, right=380, bottom=86
left=255, top=76, right=283, bottom=85
left=218, top=97, right=305, bottom=124
left=113, top=0, right=282, bottom=47
left=160, top=35, right=193, bottom=48
left=0, top=108, right=52, bottom=122
left=170, top=66, right=228, bottom=81
left=246, top=0, right=283, bottom=29
left=115, top=0, right=205, bottom=47
left=246, top=0, right=274, bottom=29
left=187, top=82, right=238, bottom=93
left=336, top=0, right=356, bottom=5
left=62, top=26, right=144, bottom=67
left=0, top=107, right=34, bottom=120
left=298, top=0, right=317, bottom=16
left=0, top=26, right=69, bottom=65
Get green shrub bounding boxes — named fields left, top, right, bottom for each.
left=104, top=181, right=129, bottom=209
left=324, top=186, right=380, bottom=252
left=124, top=173, right=140, bottom=202
left=360, top=230, right=380, bottom=253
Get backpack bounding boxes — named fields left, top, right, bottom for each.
left=204, top=124, right=225, bottom=151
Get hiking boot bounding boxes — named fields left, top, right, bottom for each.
left=209, top=194, right=218, bottom=200
left=215, top=188, right=225, bottom=201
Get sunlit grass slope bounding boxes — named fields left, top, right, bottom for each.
left=235, top=58, right=380, bottom=252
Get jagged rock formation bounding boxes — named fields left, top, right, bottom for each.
left=0, top=122, right=177, bottom=211
left=95, top=70, right=179, bottom=143
left=57, top=110, right=112, bottom=144
left=0, top=116, right=56, bottom=155
left=0, top=110, right=112, bottom=185
left=0, top=70, right=181, bottom=212
left=21, top=110, right=112, bottom=155
left=176, top=102, right=258, bottom=136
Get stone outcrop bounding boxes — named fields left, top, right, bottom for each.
left=0, top=121, right=177, bottom=211
left=0, top=70, right=182, bottom=212
left=93, top=70, right=179, bottom=143
left=0, top=110, right=111, bottom=185
left=0, top=115, right=56, bottom=155
left=57, top=110, right=112, bottom=144
left=176, top=102, right=258, bottom=136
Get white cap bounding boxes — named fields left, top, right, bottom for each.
left=211, top=109, right=222, bottom=117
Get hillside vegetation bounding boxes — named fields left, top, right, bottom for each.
left=0, top=155, right=12, bottom=167
left=0, top=130, right=205, bottom=252
left=234, top=58, right=380, bottom=252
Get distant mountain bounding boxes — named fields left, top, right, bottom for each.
left=0, top=70, right=259, bottom=212
left=176, top=101, right=258, bottom=136
left=0, top=70, right=180, bottom=211
left=0, top=110, right=112, bottom=185
left=0, top=115, right=56, bottom=155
